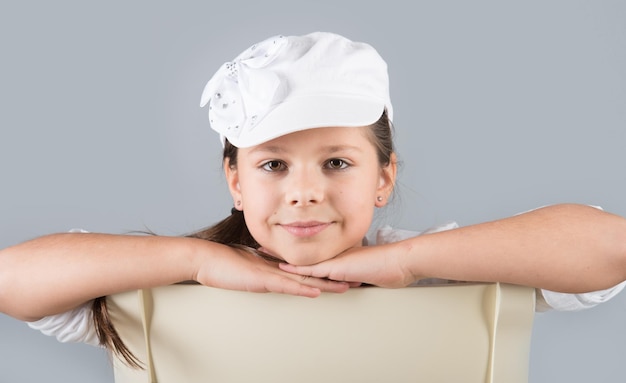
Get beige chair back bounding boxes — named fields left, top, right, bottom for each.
left=107, top=283, right=535, bottom=383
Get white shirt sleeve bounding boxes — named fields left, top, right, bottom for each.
left=27, top=300, right=101, bottom=346
left=536, top=281, right=626, bottom=312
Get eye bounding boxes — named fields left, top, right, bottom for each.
left=261, top=160, right=286, bottom=172
left=325, top=158, right=348, bottom=170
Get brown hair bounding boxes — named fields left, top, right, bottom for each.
left=92, top=110, right=394, bottom=367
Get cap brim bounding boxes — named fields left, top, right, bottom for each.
left=228, top=95, right=386, bottom=148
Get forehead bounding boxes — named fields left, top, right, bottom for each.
left=242, top=126, right=375, bottom=154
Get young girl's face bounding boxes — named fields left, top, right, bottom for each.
left=226, top=126, right=396, bottom=265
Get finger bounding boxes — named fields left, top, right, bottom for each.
left=261, top=275, right=322, bottom=298
left=277, top=265, right=352, bottom=291
left=289, top=274, right=350, bottom=293
left=261, top=265, right=350, bottom=294
left=279, top=263, right=323, bottom=277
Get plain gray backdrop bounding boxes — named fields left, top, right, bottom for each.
left=1, top=1, right=625, bottom=382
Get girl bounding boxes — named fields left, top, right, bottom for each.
left=1, top=31, right=625, bottom=367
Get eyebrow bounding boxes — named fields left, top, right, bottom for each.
left=323, top=145, right=364, bottom=154
left=248, top=145, right=285, bottom=154
left=249, top=144, right=363, bottom=155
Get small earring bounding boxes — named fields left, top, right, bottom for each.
left=231, top=200, right=243, bottom=215
left=377, top=196, right=384, bottom=202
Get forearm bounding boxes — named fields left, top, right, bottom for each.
left=0, top=232, right=204, bottom=321
left=401, top=204, right=626, bottom=293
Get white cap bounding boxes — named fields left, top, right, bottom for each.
left=200, top=32, right=393, bottom=148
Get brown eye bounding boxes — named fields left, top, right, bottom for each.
left=262, top=160, right=285, bottom=172
left=326, top=159, right=348, bottom=170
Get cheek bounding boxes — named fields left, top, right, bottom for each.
left=238, top=178, right=277, bottom=233
left=345, top=173, right=380, bottom=203
left=238, top=171, right=273, bottom=204
left=336, top=180, right=377, bottom=223
left=240, top=188, right=274, bottom=224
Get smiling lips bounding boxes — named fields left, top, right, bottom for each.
left=280, top=222, right=332, bottom=237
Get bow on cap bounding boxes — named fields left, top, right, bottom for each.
left=200, top=35, right=288, bottom=145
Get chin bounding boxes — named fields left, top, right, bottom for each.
left=281, top=251, right=336, bottom=266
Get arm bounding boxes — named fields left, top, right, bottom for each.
left=281, top=204, right=626, bottom=293
left=0, top=233, right=349, bottom=321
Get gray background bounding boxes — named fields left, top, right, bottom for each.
left=1, top=1, right=625, bottom=382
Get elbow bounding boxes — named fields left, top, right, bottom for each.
left=0, top=286, right=40, bottom=322
left=595, top=209, right=626, bottom=289
left=0, top=285, right=45, bottom=322
left=0, top=249, right=44, bottom=322
left=2, top=307, right=44, bottom=323
left=0, top=285, right=40, bottom=323
left=550, top=204, right=626, bottom=291
left=615, top=215, right=626, bottom=282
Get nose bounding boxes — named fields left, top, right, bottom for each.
left=285, top=167, right=325, bottom=206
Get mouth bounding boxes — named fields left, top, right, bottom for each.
left=279, top=221, right=332, bottom=238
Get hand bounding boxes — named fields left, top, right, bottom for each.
left=193, top=242, right=350, bottom=298
left=279, top=244, right=418, bottom=288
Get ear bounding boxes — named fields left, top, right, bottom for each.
left=224, top=158, right=243, bottom=210
left=375, top=152, right=397, bottom=207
